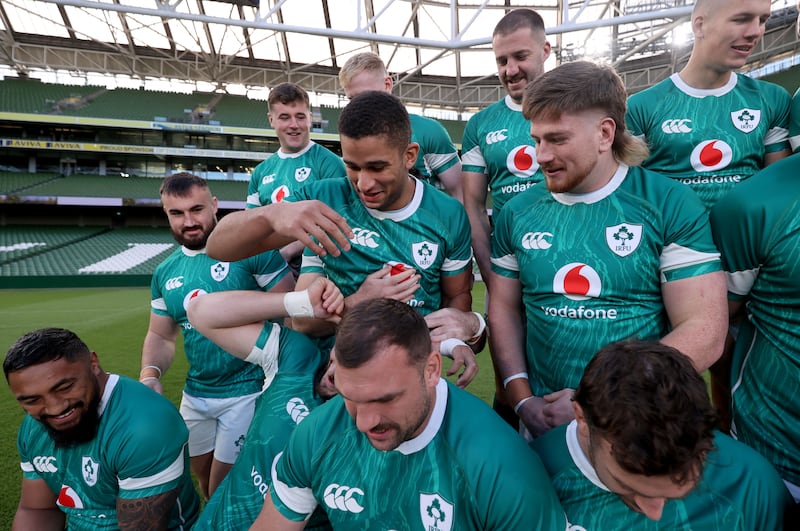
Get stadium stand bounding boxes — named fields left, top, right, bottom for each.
left=0, top=78, right=101, bottom=114
left=211, top=95, right=269, bottom=129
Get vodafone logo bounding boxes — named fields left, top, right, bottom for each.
left=553, top=263, right=601, bottom=301
left=506, top=145, right=539, bottom=178
left=270, top=185, right=291, bottom=203
left=182, top=288, right=207, bottom=311
left=57, top=485, right=84, bottom=509
left=690, top=140, right=733, bottom=172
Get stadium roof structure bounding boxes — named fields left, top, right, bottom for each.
left=0, top=0, right=798, bottom=113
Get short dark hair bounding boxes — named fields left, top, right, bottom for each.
left=574, top=340, right=718, bottom=485
left=493, top=8, right=546, bottom=38
left=4, top=328, right=91, bottom=379
left=338, top=91, right=411, bottom=152
left=522, top=61, right=649, bottom=166
left=159, top=172, right=208, bottom=197
left=334, top=298, right=431, bottom=369
left=268, top=82, right=310, bottom=109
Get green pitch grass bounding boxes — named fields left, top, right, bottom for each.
left=0, top=284, right=493, bottom=527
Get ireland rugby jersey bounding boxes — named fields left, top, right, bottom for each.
left=789, top=87, right=800, bottom=153
left=294, top=177, right=472, bottom=316
left=409, top=113, right=459, bottom=188
left=270, top=379, right=567, bottom=530
left=17, top=375, right=200, bottom=530
left=710, top=154, right=800, bottom=486
left=531, top=422, right=790, bottom=531
left=627, top=73, right=790, bottom=208
left=461, top=95, right=542, bottom=215
left=246, top=141, right=344, bottom=207
left=150, top=246, right=288, bottom=398
left=195, top=323, right=330, bottom=531
left=491, top=164, right=720, bottom=396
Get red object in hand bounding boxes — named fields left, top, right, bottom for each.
left=387, top=262, right=408, bottom=276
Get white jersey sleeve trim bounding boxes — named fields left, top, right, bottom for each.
left=764, top=126, right=789, bottom=146
left=790, top=134, right=800, bottom=153
left=461, top=146, right=486, bottom=169
left=20, top=461, right=34, bottom=472
left=244, top=322, right=282, bottom=389
left=254, top=268, right=287, bottom=289
left=118, top=446, right=185, bottom=491
left=659, top=243, right=720, bottom=275
left=271, top=452, right=318, bottom=515
left=726, top=268, right=758, bottom=296
left=151, top=298, right=167, bottom=311
left=424, top=152, right=458, bottom=172
left=441, top=256, right=473, bottom=273
left=491, top=254, right=519, bottom=272
left=301, top=254, right=324, bottom=270
left=246, top=192, right=260, bottom=207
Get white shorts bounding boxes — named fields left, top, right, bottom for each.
left=179, top=391, right=259, bottom=464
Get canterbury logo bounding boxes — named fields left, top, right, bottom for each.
left=286, top=397, right=309, bottom=424
left=33, top=456, right=58, bottom=473
left=485, top=129, right=508, bottom=144
left=521, top=232, right=553, bottom=250
left=350, top=228, right=379, bottom=248
left=660, top=119, right=692, bottom=134
left=323, top=483, right=365, bottom=513
left=165, top=276, right=184, bottom=290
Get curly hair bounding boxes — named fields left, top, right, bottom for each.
left=338, top=91, right=411, bottom=152
left=5, top=328, right=91, bottom=378
left=574, top=340, right=718, bottom=485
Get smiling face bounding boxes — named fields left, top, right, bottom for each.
left=492, top=27, right=550, bottom=103
left=692, top=0, right=771, bottom=73
left=341, top=133, right=418, bottom=211
left=8, top=354, right=104, bottom=447
left=268, top=100, right=312, bottom=154
left=161, top=184, right=218, bottom=250
left=334, top=344, right=440, bottom=451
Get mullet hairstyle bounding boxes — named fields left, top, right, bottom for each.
left=334, top=298, right=431, bottom=370
left=522, top=61, right=650, bottom=166
left=339, top=52, right=388, bottom=89
left=4, top=328, right=91, bottom=378
left=159, top=172, right=208, bottom=197
left=574, top=340, right=718, bottom=485
left=267, top=82, right=310, bottom=109
left=338, top=91, right=411, bottom=152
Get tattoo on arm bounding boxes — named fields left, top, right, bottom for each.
left=116, top=488, right=179, bottom=531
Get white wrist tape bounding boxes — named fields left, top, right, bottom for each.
left=514, top=396, right=533, bottom=414
left=502, top=372, right=529, bottom=389
left=468, top=312, right=487, bottom=343
left=440, top=338, right=468, bottom=359
left=283, top=290, right=315, bottom=318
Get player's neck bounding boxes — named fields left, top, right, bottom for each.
left=573, top=157, right=619, bottom=195
left=679, top=59, right=733, bottom=90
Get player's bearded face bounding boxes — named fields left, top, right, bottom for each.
left=493, top=27, right=550, bottom=103
left=41, top=379, right=102, bottom=448
left=172, top=214, right=216, bottom=250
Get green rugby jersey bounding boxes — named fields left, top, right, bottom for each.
left=150, top=246, right=288, bottom=398
left=270, top=379, right=567, bottom=530
left=194, top=322, right=330, bottom=531
left=409, top=113, right=459, bottom=188
left=294, top=177, right=472, bottom=316
left=627, top=73, right=790, bottom=209
left=710, top=154, right=800, bottom=486
left=491, top=164, right=720, bottom=396
left=247, top=141, right=345, bottom=207
left=531, top=422, right=790, bottom=530
left=461, top=95, right=543, bottom=215
left=18, top=375, right=200, bottom=530
left=789, top=86, right=800, bottom=153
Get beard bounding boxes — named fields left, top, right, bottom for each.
left=42, top=384, right=102, bottom=448
left=172, top=217, right=216, bottom=250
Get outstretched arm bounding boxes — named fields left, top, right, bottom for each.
left=12, top=479, right=63, bottom=531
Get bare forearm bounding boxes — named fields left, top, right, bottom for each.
left=207, top=209, right=290, bottom=262
left=467, top=213, right=492, bottom=291
left=117, top=489, right=178, bottom=531
left=189, top=291, right=286, bottom=331
left=13, top=508, right=65, bottom=531
left=141, top=334, right=176, bottom=374
left=661, top=322, right=725, bottom=372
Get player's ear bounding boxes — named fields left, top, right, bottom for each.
left=692, top=13, right=705, bottom=40
left=598, top=117, right=616, bottom=154
left=573, top=401, right=590, bottom=438
left=404, top=142, right=420, bottom=171
left=424, top=350, right=441, bottom=386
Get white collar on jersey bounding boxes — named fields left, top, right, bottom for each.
left=364, top=175, right=423, bottom=222
left=97, top=373, right=119, bottom=418
left=551, top=163, right=628, bottom=206
left=670, top=71, right=738, bottom=98
left=181, top=247, right=207, bottom=257
left=566, top=419, right=612, bottom=492
left=393, top=378, right=448, bottom=455
left=277, top=140, right=316, bottom=159
left=504, top=94, right=523, bottom=112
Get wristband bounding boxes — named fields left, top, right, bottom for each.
left=513, top=396, right=533, bottom=414
left=140, top=365, right=162, bottom=379
left=440, top=338, right=468, bottom=359
left=467, top=312, right=487, bottom=344
left=502, top=372, right=529, bottom=389
left=139, top=376, right=160, bottom=384
left=283, top=290, right=315, bottom=318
